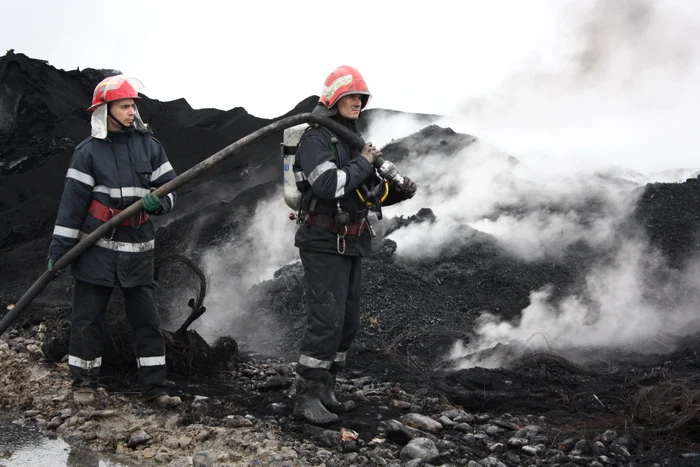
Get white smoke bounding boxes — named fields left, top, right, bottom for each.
left=187, top=190, right=299, bottom=347
left=360, top=0, right=700, bottom=365
left=449, top=0, right=700, bottom=173
left=380, top=137, right=639, bottom=262
left=450, top=240, right=700, bottom=369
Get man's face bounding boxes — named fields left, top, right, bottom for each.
left=108, top=99, right=136, bottom=129
left=336, top=94, right=363, bottom=120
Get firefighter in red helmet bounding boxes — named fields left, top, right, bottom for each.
left=291, top=66, right=416, bottom=424
left=47, top=75, right=181, bottom=407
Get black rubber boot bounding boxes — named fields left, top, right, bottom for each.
left=293, top=376, right=339, bottom=425
left=320, top=373, right=356, bottom=413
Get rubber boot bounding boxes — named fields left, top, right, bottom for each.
left=320, top=373, right=356, bottom=413
left=293, top=376, right=339, bottom=425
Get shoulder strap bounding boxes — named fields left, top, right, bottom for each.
left=310, top=123, right=341, bottom=167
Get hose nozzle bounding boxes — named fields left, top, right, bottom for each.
left=374, top=157, right=416, bottom=198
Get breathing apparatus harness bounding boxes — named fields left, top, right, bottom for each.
left=295, top=124, right=388, bottom=254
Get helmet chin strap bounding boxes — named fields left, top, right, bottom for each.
left=107, top=110, right=131, bottom=130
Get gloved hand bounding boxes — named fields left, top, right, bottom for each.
left=142, top=192, right=161, bottom=213
left=361, top=143, right=381, bottom=164
left=401, top=177, right=417, bottom=196
left=48, top=258, right=64, bottom=278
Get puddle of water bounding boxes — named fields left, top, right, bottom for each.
left=0, top=412, right=135, bottom=467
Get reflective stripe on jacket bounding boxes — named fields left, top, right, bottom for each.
left=48, top=128, right=177, bottom=287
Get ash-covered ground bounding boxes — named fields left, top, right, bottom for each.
left=1, top=50, right=700, bottom=466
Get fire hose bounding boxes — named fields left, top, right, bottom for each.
left=0, top=113, right=415, bottom=336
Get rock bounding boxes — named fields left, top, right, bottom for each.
left=484, top=425, right=504, bottom=436
left=164, top=436, right=180, bottom=449
left=399, top=437, right=439, bottom=463
left=438, top=415, right=455, bottom=428
left=127, top=430, right=151, bottom=449
left=267, top=402, right=286, bottom=414
left=568, top=455, right=591, bottom=465
left=507, top=437, right=527, bottom=448
left=454, top=413, right=475, bottom=424
left=23, top=410, right=40, bottom=417
left=598, top=430, right=619, bottom=444
left=89, top=410, right=117, bottom=419
left=557, top=437, right=577, bottom=452
left=46, top=416, right=61, bottom=430
left=192, top=451, right=212, bottom=467
left=572, top=438, right=589, bottom=455
left=522, top=424, right=542, bottom=434
left=611, top=445, right=630, bottom=457
left=610, top=435, right=636, bottom=455
left=475, top=413, right=491, bottom=423
left=257, top=376, right=292, bottom=391
left=224, top=415, right=253, bottom=428
left=154, top=452, right=172, bottom=464
left=178, top=436, right=193, bottom=447
left=462, top=433, right=487, bottom=449
left=489, top=442, right=504, bottom=453
left=441, top=409, right=467, bottom=420
left=56, top=422, right=69, bottom=434
left=521, top=445, right=541, bottom=457
left=493, top=418, right=519, bottom=431
left=454, top=423, right=472, bottom=433
left=352, top=376, right=374, bottom=387
left=401, top=413, right=443, bottom=433
left=479, top=457, right=507, bottom=467
left=391, top=400, right=412, bottom=410
left=591, top=440, right=607, bottom=455
left=385, top=420, right=413, bottom=445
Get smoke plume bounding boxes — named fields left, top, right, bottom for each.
left=366, top=0, right=700, bottom=366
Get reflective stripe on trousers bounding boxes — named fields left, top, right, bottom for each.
left=68, top=355, right=102, bottom=371
left=298, top=354, right=332, bottom=370
left=137, top=356, right=166, bottom=367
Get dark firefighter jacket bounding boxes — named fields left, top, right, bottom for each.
left=48, top=127, right=177, bottom=287
left=294, top=113, right=408, bottom=256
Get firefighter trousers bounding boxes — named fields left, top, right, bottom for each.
left=68, top=279, right=167, bottom=397
left=296, top=249, right=362, bottom=381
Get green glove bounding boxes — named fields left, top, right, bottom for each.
left=142, top=192, right=161, bottom=213
left=48, top=259, right=55, bottom=272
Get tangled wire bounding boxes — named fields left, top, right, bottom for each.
left=515, top=350, right=620, bottom=376
left=627, top=377, right=700, bottom=436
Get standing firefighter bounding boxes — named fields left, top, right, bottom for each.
left=292, top=66, right=416, bottom=424
left=47, top=75, right=181, bottom=407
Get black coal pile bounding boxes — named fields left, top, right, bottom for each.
left=2, top=51, right=700, bottom=466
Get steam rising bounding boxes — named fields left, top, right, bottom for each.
left=190, top=193, right=298, bottom=348
left=182, top=1, right=700, bottom=365
left=370, top=0, right=700, bottom=366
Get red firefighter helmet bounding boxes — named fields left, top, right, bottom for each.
left=88, top=75, right=143, bottom=112
left=319, top=65, right=371, bottom=110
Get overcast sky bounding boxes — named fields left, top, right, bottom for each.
left=3, top=0, right=699, bottom=172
